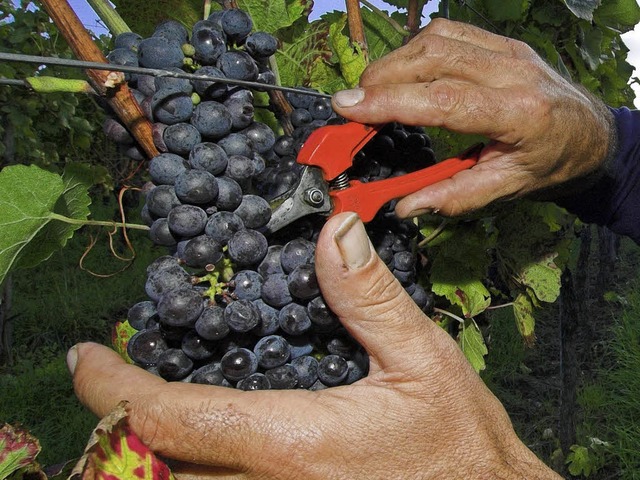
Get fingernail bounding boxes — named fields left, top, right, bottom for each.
left=67, top=344, right=78, bottom=375
left=334, top=213, right=371, bottom=269
left=333, top=88, right=365, bottom=108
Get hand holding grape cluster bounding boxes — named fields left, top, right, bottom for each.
left=67, top=9, right=588, bottom=478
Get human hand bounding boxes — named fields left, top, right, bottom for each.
left=332, top=19, right=615, bottom=217
left=68, top=212, right=560, bottom=479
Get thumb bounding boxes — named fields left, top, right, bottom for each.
left=315, top=212, right=448, bottom=374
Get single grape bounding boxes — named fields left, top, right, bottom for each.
left=280, top=238, right=315, bottom=273
left=245, top=31, right=278, bottom=58
left=157, top=348, right=194, bottom=381
left=189, top=142, right=228, bottom=175
left=181, top=329, right=217, bottom=361
left=191, top=362, right=230, bottom=386
left=174, top=169, right=219, bottom=205
left=167, top=204, right=207, bottom=237
left=195, top=305, right=229, bottom=340
left=261, top=273, right=293, bottom=308
left=237, top=372, right=271, bottom=390
left=149, top=218, right=178, bottom=246
left=127, top=301, right=157, bottom=330
left=192, top=27, right=227, bottom=65
left=163, top=123, right=202, bottom=155
left=231, top=270, right=264, bottom=301
left=205, top=211, right=245, bottom=245
left=254, top=334, right=290, bottom=369
left=224, top=299, right=260, bottom=332
left=264, top=364, right=298, bottom=389
left=233, top=195, right=271, bottom=229
left=157, top=286, right=205, bottom=327
left=227, top=229, right=268, bottom=266
left=278, top=303, right=311, bottom=336
left=191, top=101, right=233, bottom=139
left=215, top=176, right=243, bottom=211
left=317, top=354, right=349, bottom=386
left=251, top=299, right=280, bottom=336
left=146, top=184, right=181, bottom=217
left=127, top=329, right=168, bottom=366
left=291, top=355, right=319, bottom=389
left=149, top=153, right=189, bottom=185
left=220, top=347, right=258, bottom=382
left=193, top=66, right=228, bottom=99
left=220, top=9, right=253, bottom=43
left=181, top=234, right=223, bottom=268
left=287, top=263, right=319, bottom=300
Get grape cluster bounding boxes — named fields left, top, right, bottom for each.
left=106, top=8, right=434, bottom=390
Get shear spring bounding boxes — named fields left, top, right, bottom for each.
left=331, top=172, right=350, bottom=190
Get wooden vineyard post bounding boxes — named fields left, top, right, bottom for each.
left=40, top=0, right=159, bottom=160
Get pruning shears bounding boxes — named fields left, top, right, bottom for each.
left=263, top=122, right=483, bottom=234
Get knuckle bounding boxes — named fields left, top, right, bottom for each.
left=428, top=81, right=463, bottom=121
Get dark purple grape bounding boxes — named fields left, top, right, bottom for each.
left=251, top=299, right=280, bottom=336
left=287, top=264, right=319, bottom=300
left=192, top=27, right=227, bottom=65
left=237, top=372, right=271, bottom=390
left=189, top=142, right=228, bottom=175
left=191, top=101, right=233, bottom=139
left=107, top=47, right=138, bottom=68
left=153, top=19, right=189, bottom=44
left=280, top=238, right=315, bottom=273
left=220, top=347, right=258, bottom=382
left=167, top=204, right=207, bottom=237
left=144, top=264, right=191, bottom=302
left=191, top=362, right=229, bottom=386
left=149, top=218, right=178, bottom=246
left=103, top=117, right=134, bottom=144
left=181, top=234, right=223, bottom=268
left=231, top=270, right=263, bottom=301
left=193, top=66, right=228, bottom=99
left=151, top=87, right=194, bottom=125
left=163, top=122, right=202, bottom=155
left=227, top=229, right=268, bottom=266
left=233, top=195, right=271, bottom=229
left=218, top=133, right=253, bottom=156
left=278, top=303, right=311, bottom=336
left=220, top=9, right=253, bottom=43
left=138, top=36, right=184, bottom=69
left=223, top=97, right=255, bottom=130
left=285, top=88, right=315, bottom=109
left=309, top=97, right=333, bottom=120
left=205, top=211, right=245, bottom=245
left=264, top=364, right=298, bottom=389
left=146, top=255, right=181, bottom=277
left=317, top=354, right=348, bottom=386
left=291, top=355, right=318, bottom=389
left=114, top=31, right=142, bottom=50
left=127, top=329, right=168, bottom=366
left=224, top=299, right=260, bottom=332
left=215, top=176, right=243, bottom=211
left=307, top=296, right=339, bottom=330
left=181, top=330, right=217, bottom=361
left=261, top=273, right=292, bottom=308
left=195, top=305, right=229, bottom=340
left=157, top=348, right=194, bottom=381
left=149, top=153, right=189, bottom=185
left=258, top=245, right=284, bottom=276
left=157, top=286, right=204, bottom=327
left=291, top=108, right=312, bottom=127
left=127, top=301, right=157, bottom=330
left=154, top=67, right=193, bottom=94
left=254, top=334, right=290, bottom=369
left=245, top=31, right=278, bottom=58
left=241, top=122, right=275, bottom=153
left=217, top=51, right=259, bottom=81
left=273, top=135, right=295, bottom=156
left=174, top=170, right=219, bottom=205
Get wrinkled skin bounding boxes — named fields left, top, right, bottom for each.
left=70, top=213, right=560, bottom=479
left=332, top=18, right=614, bottom=218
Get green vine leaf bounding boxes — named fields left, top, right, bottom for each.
left=563, top=0, right=602, bottom=21
left=458, top=318, right=488, bottom=373
left=237, top=0, right=307, bottom=34
left=112, top=320, right=137, bottom=364
left=485, top=0, right=531, bottom=21
left=428, top=222, right=492, bottom=317
left=0, top=164, right=92, bottom=285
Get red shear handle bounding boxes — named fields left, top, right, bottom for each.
left=297, top=122, right=383, bottom=180
left=330, top=147, right=482, bottom=222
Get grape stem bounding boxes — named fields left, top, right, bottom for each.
left=418, top=218, right=448, bottom=247
left=346, top=0, right=369, bottom=64
left=48, top=213, right=150, bottom=231
left=85, top=0, right=131, bottom=36
left=486, top=302, right=515, bottom=310
left=433, top=307, right=465, bottom=324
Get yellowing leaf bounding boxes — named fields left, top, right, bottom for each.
left=513, top=293, right=536, bottom=345
left=0, top=424, right=43, bottom=479
left=458, top=318, right=488, bottom=373
left=328, top=15, right=367, bottom=88
left=112, top=320, right=138, bottom=364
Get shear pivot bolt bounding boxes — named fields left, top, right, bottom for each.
left=304, top=188, right=325, bottom=207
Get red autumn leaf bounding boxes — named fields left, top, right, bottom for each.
left=70, top=402, right=175, bottom=480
